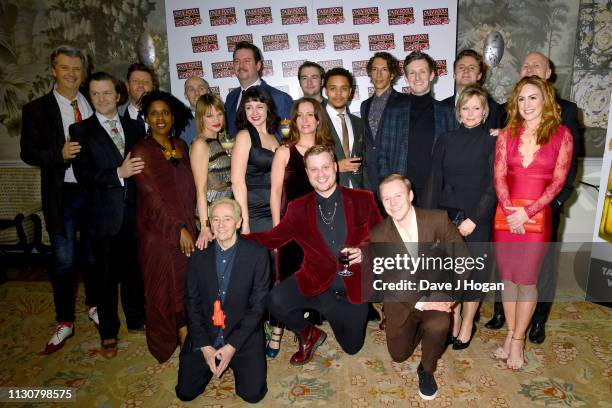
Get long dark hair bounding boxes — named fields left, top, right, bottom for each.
left=140, top=90, right=193, bottom=138
left=286, top=98, right=333, bottom=147
left=235, top=86, right=279, bottom=135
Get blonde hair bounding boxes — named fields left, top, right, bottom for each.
left=195, top=93, right=225, bottom=134
left=379, top=174, right=412, bottom=193
left=505, top=76, right=561, bottom=145
left=455, top=84, right=489, bottom=124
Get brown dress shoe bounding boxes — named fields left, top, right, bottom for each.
left=100, top=339, right=118, bottom=359
left=290, top=325, right=326, bottom=365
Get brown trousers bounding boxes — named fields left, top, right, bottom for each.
left=385, top=308, right=450, bottom=373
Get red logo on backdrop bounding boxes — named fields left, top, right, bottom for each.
left=281, top=7, right=308, bottom=25
left=173, top=8, right=202, bottom=27
left=352, top=7, right=379, bottom=25
left=298, top=33, right=326, bottom=51
left=191, top=35, right=219, bottom=53
left=227, top=34, right=253, bottom=52
left=211, top=61, right=234, bottom=79
left=368, top=34, right=395, bottom=51
left=402, top=86, right=411, bottom=94
left=317, top=7, right=344, bottom=25
left=245, top=7, right=273, bottom=26
left=423, top=8, right=449, bottom=26
left=388, top=8, right=415, bottom=25
left=209, top=86, right=221, bottom=97
left=353, top=84, right=360, bottom=100
left=317, top=59, right=344, bottom=71
left=262, top=34, right=290, bottom=52
left=209, top=7, right=237, bottom=26
left=333, top=33, right=360, bottom=51
left=352, top=60, right=369, bottom=77
left=435, top=60, right=448, bottom=76
left=282, top=60, right=306, bottom=77
left=176, top=61, right=203, bottom=79
left=262, top=60, right=274, bottom=77
left=403, top=34, right=430, bottom=51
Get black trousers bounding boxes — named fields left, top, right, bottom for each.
left=91, top=217, right=145, bottom=340
left=267, top=275, right=369, bottom=355
left=175, top=335, right=267, bottom=403
left=493, top=205, right=561, bottom=323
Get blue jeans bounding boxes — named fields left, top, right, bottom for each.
left=49, top=183, right=96, bottom=322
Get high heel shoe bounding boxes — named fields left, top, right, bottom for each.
left=507, top=337, right=526, bottom=370
left=452, top=325, right=477, bottom=350
left=266, top=331, right=283, bottom=358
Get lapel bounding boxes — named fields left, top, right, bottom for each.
left=93, top=115, right=124, bottom=162
left=348, top=113, right=362, bottom=157
left=325, top=112, right=345, bottom=160
left=202, top=244, right=220, bottom=300
left=45, top=92, right=67, bottom=150
left=362, top=98, right=373, bottom=141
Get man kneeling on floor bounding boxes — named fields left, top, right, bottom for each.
left=175, top=198, right=270, bottom=403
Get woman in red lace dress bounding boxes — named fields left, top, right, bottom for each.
left=492, top=76, right=573, bottom=369
left=132, top=91, right=196, bottom=363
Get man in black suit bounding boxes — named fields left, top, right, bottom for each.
left=176, top=198, right=270, bottom=403
left=118, top=62, right=157, bottom=123
left=441, top=49, right=502, bottom=131
left=20, top=45, right=98, bottom=354
left=486, top=51, right=580, bottom=344
left=323, top=67, right=366, bottom=189
left=360, top=52, right=405, bottom=197
left=71, top=72, right=146, bottom=358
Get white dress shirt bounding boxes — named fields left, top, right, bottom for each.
left=325, top=103, right=354, bottom=156
left=235, top=78, right=262, bottom=110
left=95, top=112, right=125, bottom=186
left=54, top=86, right=93, bottom=183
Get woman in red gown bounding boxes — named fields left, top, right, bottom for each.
left=492, top=76, right=573, bottom=369
left=132, top=91, right=196, bottom=363
left=266, top=98, right=333, bottom=357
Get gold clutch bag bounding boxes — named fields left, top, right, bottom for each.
left=599, top=163, right=612, bottom=241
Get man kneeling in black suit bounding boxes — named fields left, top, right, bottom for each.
left=176, top=198, right=270, bottom=403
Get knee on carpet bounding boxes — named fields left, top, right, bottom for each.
left=238, top=384, right=267, bottom=404
left=174, top=385, right=199, bottom=402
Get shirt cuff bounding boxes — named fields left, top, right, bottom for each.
left=116, top=169, right=125, bottom=186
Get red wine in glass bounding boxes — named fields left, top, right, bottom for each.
left=338, top=247, right=353, bottom=277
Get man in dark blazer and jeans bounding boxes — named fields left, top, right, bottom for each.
left=20, top=45, right=98, bottom=354
left=71, top=71, right=146, bottom=358
left=176, top=198, right=270, bottom=403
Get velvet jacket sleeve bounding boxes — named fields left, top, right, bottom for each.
left=226, top=246, right=270, bottom=351
left=184, top=252, right=212, bottom=348
left=131, top=143, right=186, bottom=246
left=245, top=201, right=297, bottom=249
left=524, top=127, right=574, bottom=218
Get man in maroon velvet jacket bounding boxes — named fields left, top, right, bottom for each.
left=247, top=145, right=382, bottom=365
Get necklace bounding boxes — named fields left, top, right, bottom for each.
left=318, top=202, right=337, bottom=225
left=156, top=139, right=177, bottom=161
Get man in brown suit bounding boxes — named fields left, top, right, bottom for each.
left=370, top=174, right=469, bottom=401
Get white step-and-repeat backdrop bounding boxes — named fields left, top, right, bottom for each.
left=164, top=0, right=458, bottom=113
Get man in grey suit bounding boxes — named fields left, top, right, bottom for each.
left=322, top=67, right=366, bottom=189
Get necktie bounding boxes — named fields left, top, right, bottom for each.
left=136, top=110, right=145, bottom=125
left=107, top=120, right=125, bottom=155
left=338, top=113, right=350, bottom=158
left=236, top=90, right=246, bottom=112
left=70, top=100, right=82, bottom=123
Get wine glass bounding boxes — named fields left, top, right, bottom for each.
left=350, top=154, right=362, bottom=175
left=338, top=246, right=353, bottom=277
left=218, top=129, right=235, bottom=156
left=280, top=118, right=291, bottom=139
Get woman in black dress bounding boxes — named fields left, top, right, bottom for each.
left=266, top=98, right=333, bottom=357
left=231, top=86, right=281, bottom=234
left=427, top=84, right=496, bottom=350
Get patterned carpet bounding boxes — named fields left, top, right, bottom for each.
left=0, top=281, right=610, bottom=408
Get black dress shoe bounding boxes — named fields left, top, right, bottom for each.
left=529, top=322, right=546, bottom=344
left=452, top=325, right=476, bottom=350
left=484, top=314, right=505, bottom=330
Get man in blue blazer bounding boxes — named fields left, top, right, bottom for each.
left=377, top=51, right=454, bottom=205
left=224, top=41, right=293, bottom=137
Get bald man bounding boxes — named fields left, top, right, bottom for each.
left=180, top=76, right=210, bottom=147
left=486, top=52, right=579, bottom=345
